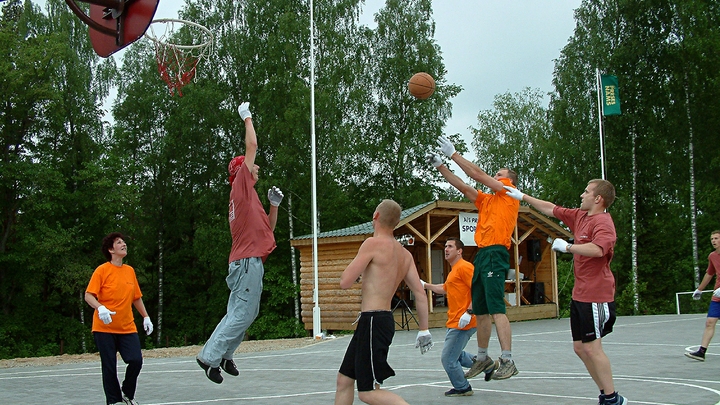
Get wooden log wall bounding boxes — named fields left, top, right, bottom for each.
left=297, top=242, right=364, bottom=329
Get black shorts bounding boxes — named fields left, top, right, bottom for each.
left=338, top=311, right=395, bottom=391
left=570, top=300, right=616, bottom=343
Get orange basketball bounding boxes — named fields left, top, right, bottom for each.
left=408, top=72, right=435, bottom=99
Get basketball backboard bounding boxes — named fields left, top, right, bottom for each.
left=65, top=0, right=159, bottom=57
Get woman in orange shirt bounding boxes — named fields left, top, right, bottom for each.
left=85, top=233, right=153, bottom=405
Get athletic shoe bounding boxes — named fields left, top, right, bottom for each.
left=484, top=359, right=499, bottom=381
left=122, top=395, right=139, bottom=405
left=685, top=350, right=705, bottom=361
left=603, top=393, right=627, bottom=405
left=464, top=356, right=495, bottom=379
left=444, top=385, right=473, bottom=397
left=220, top=358, right=239, bottom=376
left=197, top=357, right=223, bottom=384
left=491, top=358, right=518, bottom=380
left=598, top=394, right=606, bottom=405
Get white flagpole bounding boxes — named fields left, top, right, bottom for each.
left=596, top=68, right=606, bottom=180
left=309, top=0, right=322, bottom=339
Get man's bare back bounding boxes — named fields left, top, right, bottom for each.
left=358, top=235, right=414, bottom=311
left=339, top=200, right=427, bottom=329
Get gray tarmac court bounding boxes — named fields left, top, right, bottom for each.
left=1, top=314, right=719, bottom=405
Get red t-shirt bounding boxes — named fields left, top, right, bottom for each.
left=553, top=206, right=617, bottom=303
left=443, top=259, right=477, bottom=330
left=86, top=262, right=142, bottom=334
left=228, top=164, right=276, bottom=263
left=706, top=251, right=720, bottom=302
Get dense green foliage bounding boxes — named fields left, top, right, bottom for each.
left=2, top=0, right=719, bottom=359
left=473, top=0, right=720, bottom=315
left=0, top=0, right=455, bottom=358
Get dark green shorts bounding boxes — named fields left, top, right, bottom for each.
left=472, top=245, right=509, bottom=315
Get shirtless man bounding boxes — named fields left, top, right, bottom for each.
left=334, top=199, right=433, bottom=405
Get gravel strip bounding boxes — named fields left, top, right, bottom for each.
left=0, top=337, right=322, bottom=369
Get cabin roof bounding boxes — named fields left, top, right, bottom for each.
left=291, top=200, right=571, bottom=244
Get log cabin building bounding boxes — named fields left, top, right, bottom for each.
left=290, top=201, right=573, bottom=332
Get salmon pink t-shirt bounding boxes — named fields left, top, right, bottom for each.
left=706, top=251, right=720, bottom=303
left=228, top=165, right=276, bottom=263
left=553, top=207, right=617, bottom=303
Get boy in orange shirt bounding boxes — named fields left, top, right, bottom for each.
left=422, top=237, right=478, bottom=396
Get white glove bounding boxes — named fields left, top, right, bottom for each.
left=97, top=305, right=116, bottom=325
left=503, top=186, right=524, bottom=201
left=425, top=152, right=443, bottom=168
left=714, top=288, right=720, bottom=298
left=458, top=312, right=472, bottom=328
left=415, top=330, right=434, bottom=354
left=692, top=289, right=703, bottom=300
left=268, top=186, right=284, bottom=206
left=238, top=102, right=252, bottom=120
left=420, top=280, right=427, bottom=289
left=552, top=238, right=570, bottom=253
left=143, top=317, right=154, bottom=335
left=436, top=136, right=456, bottom=158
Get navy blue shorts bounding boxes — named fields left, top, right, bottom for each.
left=708, top=301, right=720, bottom=318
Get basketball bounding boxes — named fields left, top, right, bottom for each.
left=408, top=72, right=435, bottom=99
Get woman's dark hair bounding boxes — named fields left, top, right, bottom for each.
left=101, top=232, right=126, bottom=262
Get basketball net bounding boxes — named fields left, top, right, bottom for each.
left=145, top=19, right=213, bottom=96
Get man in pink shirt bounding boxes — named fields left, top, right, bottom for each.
left=504, top=179, right=627, bottom=405
left=196, top=102, right=284, bottom=384
left=685, top=230, right=720, bottom=361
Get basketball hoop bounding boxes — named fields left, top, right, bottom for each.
left=145, top=18, right=213, bottom=96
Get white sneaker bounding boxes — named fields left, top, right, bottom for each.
left=123, top=395, right=140, bottom=405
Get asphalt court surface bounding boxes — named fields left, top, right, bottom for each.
left=1, top=314, right=719, bottom=404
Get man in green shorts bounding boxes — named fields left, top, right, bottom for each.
left=427, top=136, right=520, bottom=381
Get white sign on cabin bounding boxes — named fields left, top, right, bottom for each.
left=459, top=212, right=477, bottom=247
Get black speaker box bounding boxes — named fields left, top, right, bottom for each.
left=527, top=239, right=542, bottom=262
left=530, top=282, right=545, bottom=304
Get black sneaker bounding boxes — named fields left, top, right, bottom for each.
left=685, top=350, right=705, bottom=361
left=484, top=360, right=498, bottom=381
left=603, top=393, right=627, bottom=405
left=220, top=358, right=239, bottom=376
left=444, top=385, right=473, bottom=397
left=197, top=357, right=223, bottom=384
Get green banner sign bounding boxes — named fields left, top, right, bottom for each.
left=601, top=75, right=621, bottom=116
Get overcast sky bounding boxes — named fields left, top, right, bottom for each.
left=357, top=1, right=581, bottom=147
left=40, top=0, right=582, bottom=160
left=151, top=0, right=582, bottom=158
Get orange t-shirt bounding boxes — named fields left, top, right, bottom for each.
left=473, top=178, right=520, bottom=249
left=86, top=262, right=142, bottom=334
left=443, top=259, right=477, bottom=330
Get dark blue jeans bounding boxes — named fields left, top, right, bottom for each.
left=93, top=332, right=143, bottom=404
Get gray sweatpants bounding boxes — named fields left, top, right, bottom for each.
left=198, top=257, right=264, bottom=367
